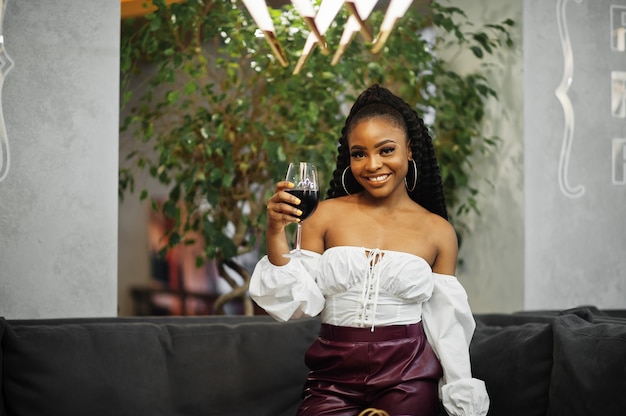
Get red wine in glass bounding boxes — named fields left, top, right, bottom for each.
left=282, top=162, right=319, bottom=259
left=285, top=189, right=319, bottom=221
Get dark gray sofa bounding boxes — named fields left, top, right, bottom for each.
left=471, top=306, right=626, bottom=416
left=1, top=306, right=625, bottom=416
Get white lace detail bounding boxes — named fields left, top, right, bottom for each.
left=354, top=249, right=384, bottom=331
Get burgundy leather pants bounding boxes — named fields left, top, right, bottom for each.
left=297, top=322, right=443, bottom=416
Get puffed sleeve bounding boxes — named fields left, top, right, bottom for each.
left=421, top=273, right=489, bottom=416
left=249, top=250, right=325, bottom=322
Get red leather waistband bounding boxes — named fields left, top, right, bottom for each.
left=319, top=322, right=423, bottom=342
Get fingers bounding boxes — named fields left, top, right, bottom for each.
left=274, top=180, right=295, bottom=193
left=267, top=181, right=303, bottom=229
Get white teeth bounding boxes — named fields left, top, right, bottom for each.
left=369, top=175, right=389, bottom=182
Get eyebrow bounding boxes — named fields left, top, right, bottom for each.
left=350, top=139, right=397, bottom=151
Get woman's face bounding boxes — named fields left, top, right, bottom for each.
left=347, top=116, right=412, bottom=199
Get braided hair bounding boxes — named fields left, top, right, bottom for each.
left=326, top=84, right=448, bottom=220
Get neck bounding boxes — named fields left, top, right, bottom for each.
left=356, top=189, right=413, bottom=210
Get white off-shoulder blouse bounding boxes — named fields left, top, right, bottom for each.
left=249, top=246, right=489, bottom=416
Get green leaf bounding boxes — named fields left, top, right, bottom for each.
left=470, top=46, right=483, bottom=58
left=163, top=200, right=177, bottom=219
left=166, top=90, right=179, bottom=104
left=169, top=231, right=181, bottom=246
left=149, top=17, right=161, bottom=32
left=184, top=81, right=197, bottom=95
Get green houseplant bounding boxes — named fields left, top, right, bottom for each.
left=120, top=0, right=513, bottom=314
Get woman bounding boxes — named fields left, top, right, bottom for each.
left=250, top=84, right=488, bottom=416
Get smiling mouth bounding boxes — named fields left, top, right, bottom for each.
left=367, top=174, right=390, bottom=183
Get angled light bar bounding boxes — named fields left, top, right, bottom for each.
left=291, top=0, right=329, bottom=54
left=331, top=0, right=377, bottom=66
left=293, top=0, right=343, bottom=74
left=371, top=0, right=413, bottom=54
left=344, top=0, right=375, bottom=42
left=241, top=0, right=289, bottom=67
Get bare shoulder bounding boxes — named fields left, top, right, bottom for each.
left=424, top=211, right=458, bottom=275
left=317, top=195, right=354, bottom=211
left=300, top=196, right=352, bottom=252
left=304, top=198, right=345, bottom=228
left=427, top=211, right=457, bottom=243
left=308, top=196, right=351, bottom=224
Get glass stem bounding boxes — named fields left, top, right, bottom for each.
left=294, top=223, right=303, bottom=252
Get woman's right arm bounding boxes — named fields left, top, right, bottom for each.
left=249, top=252, right=325, bottom=321
left=249, top=181, right=325, bottom=321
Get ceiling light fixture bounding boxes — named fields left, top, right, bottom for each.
left=293, top=0, right=343, bottom=74
left=241, top=0, right=289, bottom=67
left=331, top=0, right=377, bottom=65
left=240, top=0, right=413, bottom=73
left=291, top=0, right=329, bottom=54
left=371, top=0, right=414, bottom=54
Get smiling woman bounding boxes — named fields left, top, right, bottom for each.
left=250, top=84, right=488, bottom=416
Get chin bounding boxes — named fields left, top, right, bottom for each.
left=364, top=187, right=392, bottom=198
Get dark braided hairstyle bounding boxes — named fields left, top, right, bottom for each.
left=327, top=84, right=449, bottom=220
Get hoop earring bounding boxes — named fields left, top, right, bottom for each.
left=341, top=166, right=352, bottom=195
left=405, top=159, right=417, bottom=192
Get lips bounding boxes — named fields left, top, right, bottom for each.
left=366, top=174, right=391, bottom=183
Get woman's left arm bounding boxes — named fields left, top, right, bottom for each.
left=422, top=218, right=490, bottom=416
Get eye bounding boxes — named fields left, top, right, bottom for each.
left=381, top=147, right=395, bottom=155
left=350, top=151, right=365, bottom=160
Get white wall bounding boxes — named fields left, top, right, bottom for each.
left=0, top=0, right=120, bottom=318
left=524, top=0, right=626, bottom=309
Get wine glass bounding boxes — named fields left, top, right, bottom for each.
left=282, top=162, right=320, bottom=259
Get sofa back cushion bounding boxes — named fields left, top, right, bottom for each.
left=1, top=316, right=320, bottom=416
left=547, top=314, right=626, bottom=416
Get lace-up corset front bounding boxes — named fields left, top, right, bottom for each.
left=316, top=246, right=434, bottom=329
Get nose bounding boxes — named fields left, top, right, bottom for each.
left=366, top=155, right=382, bottom=171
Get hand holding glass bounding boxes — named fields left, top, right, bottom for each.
left=283, top=162, right=320, bottom=259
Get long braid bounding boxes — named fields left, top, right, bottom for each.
left=327, top=84, right=448, bottom=220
